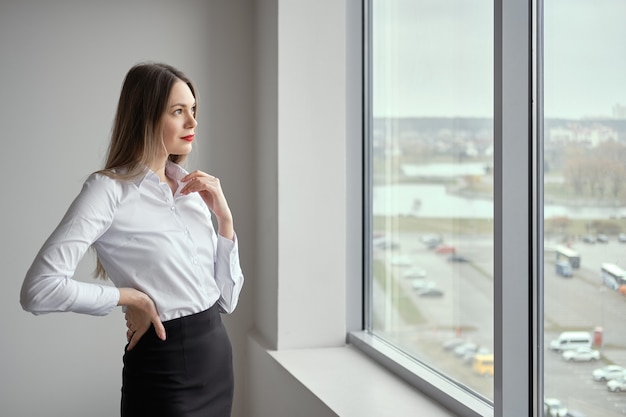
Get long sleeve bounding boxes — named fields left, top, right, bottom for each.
left=214, top=233, right=244, bottom=313
left=20, top=174, right=121, bottom=316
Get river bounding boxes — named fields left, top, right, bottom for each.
left=373, top=163, right=626, bottom=219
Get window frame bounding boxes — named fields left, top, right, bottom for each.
left=348, top=0, right=542, bottom=416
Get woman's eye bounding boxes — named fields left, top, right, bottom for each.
left=174, top=109, right=182, bottom=115
left=191, top=106, right=196, bottom=115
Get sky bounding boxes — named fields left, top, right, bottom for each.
left=372, top=0, right=626, bottom=119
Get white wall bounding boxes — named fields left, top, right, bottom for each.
left=0, top=1, right=255, bottom=416
left=247, top=0, right=348, bottom=414
left=1, top=2, right=442, bottom=416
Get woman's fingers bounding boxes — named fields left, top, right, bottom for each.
left=180, top=173, right=231, bottom=217
left=181, top=174, right=221, bottom=196
left=126, top=328, right=140, bottom=351
left=152, top=315, right=167, bottom=341
left=124, top=293, right=166, bottom=350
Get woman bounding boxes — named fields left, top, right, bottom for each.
left=20, top=62, right=244, bottom=417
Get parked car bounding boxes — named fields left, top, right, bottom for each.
left=434, top=244, right=456, bottom=254
left=592, top=365, right=626, bottom=382
left=472, top=353, right=494, bottom=377
left=374, top=240, right=399, bottom=250
left=421, top=234, right=443, bottom=249
left=462, top=347, right=491, bottom=364
left=411, top=279, right=436, bottom=290
left=582, top=235, right=596, bottom=244
left=597, top=234, right=609, bottom=243
left=565, top=411, right=588, bottom=417
left=562, top=347, right=600, bottom=362
left=453, top=342, right=478, bottom=357
left=549, top=331, right=592, bottom=352
left=448, top=254, right=469, bottom=263
left=618, top=233, right=626, bottom=243
left=403, top=267, right=427, bottom=279
left=607, top=376, right=626, bottom=392
left=390, top=255, right=412, bottom=267
left=417, top=287, right=444, bottom=297
left=442, top=338, right=465, bottom=351
left=544, top=398, right=568, bottom=417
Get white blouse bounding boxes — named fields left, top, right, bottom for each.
left=20, top=161, right=244, bottom=321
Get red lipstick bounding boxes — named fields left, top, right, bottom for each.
left=181, top=135, right=195, bottom=142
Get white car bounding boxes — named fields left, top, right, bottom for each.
left=607, top=376, right=626, bottom=392
left=411, top=279, right=436, bottom=290
left=544, top=398, right=568, bottom=417
left=453, top=342, right=478, bottom=357
left=389, top=255, right=412, bottom=267
left=463, top=347, right=491, bottom=364
left=561, top=347, right=600, bottom=362
left=441, top=338, right=465, bottom=351
left=592, top=365, right=626, bottom=382
left=403, top=267, right=427, bottom=279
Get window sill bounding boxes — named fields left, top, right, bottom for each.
left=348, top=331, right=493, bottom=417
left=267, top=340, right=460, bottom=417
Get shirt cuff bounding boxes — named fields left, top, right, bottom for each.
left=70, top=282, right=120, bottom=316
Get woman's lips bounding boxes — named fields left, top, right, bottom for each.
left=181, top=135, right=195, bottom=142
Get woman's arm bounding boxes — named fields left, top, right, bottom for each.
left=20, top=174, right=121, bottom=316
left=213, top=234, right=245, bottom=313
left=180, top=170, right=234, bottom=240
left=179, top=170, right=244, bottom=312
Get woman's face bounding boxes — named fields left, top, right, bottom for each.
left=161, top=80, right=197, bottom=157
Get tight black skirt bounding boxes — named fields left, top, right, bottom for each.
left=121, top=304, right=233, bottom=417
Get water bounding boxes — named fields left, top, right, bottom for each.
left=373, top=164, right=626, bottom=219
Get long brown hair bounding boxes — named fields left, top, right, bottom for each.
left=94, top=63, right=197, bottom=279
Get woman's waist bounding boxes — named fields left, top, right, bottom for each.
left=159, top=298, right=218, bottom=323
left=162, top=302, right=222, bottom=329
left=113, top=277, right=220, bottom=322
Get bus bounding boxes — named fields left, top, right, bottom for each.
left=601, top=263, right=626, bottom=291
left=555, top=245, right=580, bottom=269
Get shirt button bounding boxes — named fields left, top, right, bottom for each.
left=171, top=206, right=176, bottom=211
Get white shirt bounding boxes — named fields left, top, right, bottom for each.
left=20, top=161, right=244, bottom=321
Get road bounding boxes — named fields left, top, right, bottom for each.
left=374, top=234, right=626, bottom=415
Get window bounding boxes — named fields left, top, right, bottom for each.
left=368, top=0, right=494, bottom=401
left=354, top=0, right=536, bottom=415
left=543, top=1, right=626, bottom=416
left=357, top=0, right=626, bottom=415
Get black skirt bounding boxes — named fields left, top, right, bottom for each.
left=121, top=304, right=233, bottom=417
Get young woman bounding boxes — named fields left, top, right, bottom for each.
left=20, top=62, right=244, bottom=417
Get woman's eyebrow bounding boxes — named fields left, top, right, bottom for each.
left=169, top=102, right=196, bottom=108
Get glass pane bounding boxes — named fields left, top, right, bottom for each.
left=543, top=1, right=626, bottom=416
left=369, top=0, right=494, bottom=400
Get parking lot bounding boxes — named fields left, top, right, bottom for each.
left=544, top=238, right=626, bottom=416
left=374, top=233, right=626, bottom=415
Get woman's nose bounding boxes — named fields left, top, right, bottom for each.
left=186, top=112, right=198, bottom=128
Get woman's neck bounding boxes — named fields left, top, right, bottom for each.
left=149, top=157, right=169, bottom=183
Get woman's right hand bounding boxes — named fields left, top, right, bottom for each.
left=118, top=288, right=166, bottom=351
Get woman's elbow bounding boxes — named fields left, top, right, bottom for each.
left=19, top=275, right=57, bottom=315
left=19, top=285, right=39, bottom=314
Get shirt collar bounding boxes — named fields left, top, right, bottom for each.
left=165, top=160, right=190, bottom=182
left=135, top=160, right=190, bottom=187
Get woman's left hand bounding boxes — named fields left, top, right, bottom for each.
left=181, top=170, right=234, bottom=239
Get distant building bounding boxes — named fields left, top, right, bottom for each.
left=547, top=123, right=618, bottom=147
left=613, top=103, right=626, bottom=119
